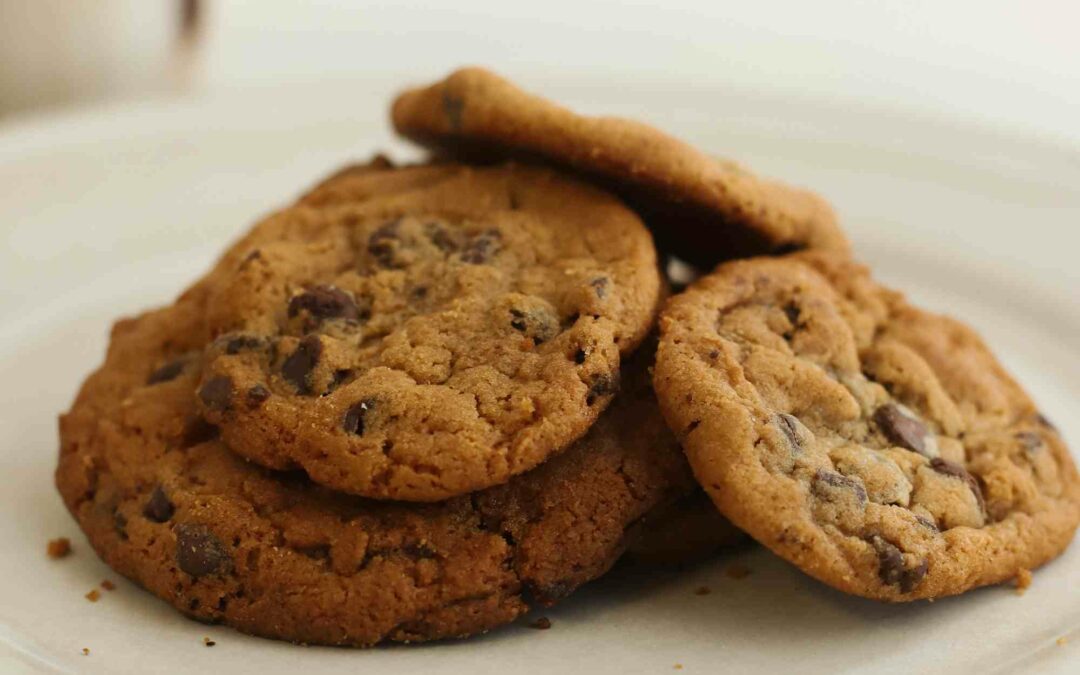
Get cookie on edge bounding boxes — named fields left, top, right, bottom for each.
left=391, top=67, right=848, bottom=268
left=57, top=293, right=726, bottom=645
left=654, top=251, right=1080, bottom=600
left=194, top=160, right=662, bottom=501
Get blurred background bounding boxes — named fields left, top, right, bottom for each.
left=1, top=0, right=1079, bottom=141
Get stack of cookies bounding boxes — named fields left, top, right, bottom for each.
left=56, top=68, right=1080, bottom=646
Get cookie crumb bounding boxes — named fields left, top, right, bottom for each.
left=693, top=586, right=711, bottom=596
left=529, top=617, right=552, bottom=630
left=203, top=637, right=216, bottom=647
left=674, top=665, right=684, bottom=670
left=1012, top=568, right=1032, bottom=595
left=101, top=579, right=116, bottom=591
left=85, top=589, right=101, bottom=602
left=81, top=647, right=90, bottom=656
left=1057, top=636, right=1068, bottom=646
left=47, top=537, right=71, bottom=559
left=725, top=562, right=751, bottom=580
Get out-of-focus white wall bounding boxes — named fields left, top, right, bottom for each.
left=3, top=0, right=1079, bottom=141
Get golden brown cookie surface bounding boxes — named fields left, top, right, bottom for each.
left=193, top=160, right=662, bottom=500
left=57, top=291, right=704, bottom=646
left=392, top=67, right=848, bottom=267
left=654, top=251, right=1080, bottom=600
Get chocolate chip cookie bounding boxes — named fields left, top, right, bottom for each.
left=194, top=160, right=662, bottom=501
left=654, top=251, right=1080, bottom=600
left=391, top=67, right=848, bottom=268
left=57, top=293, right=706, bottom=646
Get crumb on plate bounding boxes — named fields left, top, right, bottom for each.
left=529, top=617, right=552, bottom=630
left=725, top=562, right=751, bottom=580
left=694, top=586, right=711, bottom=596
left=85, top=589, right=101, bottom=602
left=1058, top=637, right=1068, bottom=646
left=203, top=637, right=216, bottom=647
left=101, top=579, right=116, bottom=591
left=47, top=538, right=71, bottom=559
left=81, top=648, right=90, bottom=656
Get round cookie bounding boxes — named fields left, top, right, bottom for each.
left=391, top=67, right=848, bottom=268
left=193, top=160, right=662, bottom=501
left=654, top=251, right=1080, bottom=601
left=57, top=296, right=710, bottom=646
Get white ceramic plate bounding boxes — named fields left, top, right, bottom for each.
left=1, top=79, right=1078, bottom=674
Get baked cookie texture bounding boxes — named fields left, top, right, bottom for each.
left=654, top=251, right=1080, bottom=601
left=56, top=287, right=717, bottom=645
left=194, top=160, right=663, bottom=501
left=392, top=67, right=848, bottom=268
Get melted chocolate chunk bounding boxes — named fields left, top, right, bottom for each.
left=930, top=458, right=986, bottom=514
left=282, top=336, right=322, bottom=395
left=573, top=348, right=587, bottom=365
left=1015, top=431, right=1043, bottom=452
left=425, top=222, right=459, bottom=252
left=222, top=334, right=265, bottom=355
left=176, top=524, right=231, bottom=578
left=589, top=277, right=609, bottom=299
left=143, top=486, right=175, bottom=523
left=586, top=372, right=620, bottom=406
left=147, top=358, right=186, bottom=385
left=343, top=399, right=376, bottom=435
left=460, top=230, right=502, bottom=264
left=871, top=535, right=927, bottom=593
left=368, top=219, right=402, bottom=268
left=874, top=404, right=932, bottom=456
left=288, top=285, right=360, bottom=322
left=198, top=376, right=234, bottom=412
left=812, top=469, right=867, bottom=505
left=777, top=413, right=805, bottom=453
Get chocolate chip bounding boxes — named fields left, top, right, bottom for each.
left=288, top=285, right=360, bottom=323
left=915, top=514, right=939, bottom=532
left=143, top=486, right=175, bottom=523
left=812, top=469, right=867, bottom=505
left=589, top=277, right=609, bottom=299
left=176, top=524, right=230, bottom=578
left=573, top=348, right=587, bottom=365
left=221, top=334, right=265, bottom=355
left=783, top=302, right=800, bottom=326
left=901, top=559, right=929, bottom=593
left=870, top=535, right=926, bottom=593
left=368, top=219, right=402, bottom=268
left=874, top=404, right=933, bottom=457
left=282, top=336, right=322, bottom=395
left=460, top=229, right=502, bottom=264
left=930, top=458, right=986, bottom=514
left=442, top=92, right=464, bottom=130
left=777, top=413, right=805, bottom=452
left=147, top=358, right=186, bottom=385
left=708, top=349, right=720, bottom=360
left=425, top=222, right=458, bottom=252
left=198, top=376, right=233, bottom=412
left=411, top=286, right=428, bottom=300
left=507, top=307, right=558, bottom=343
left=113, top=511, right=128, bottom=540
left=325, top=369, right=353, bottom=395
left=246, top=384, right=270, bottom=408
left=1016, top=431, right=1043, bottom=452
left=343, top=399, right=376, bottom=435
left=1036, top=413, right=1058, bottom=432
left=586, top=372, right=620, bottom=406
